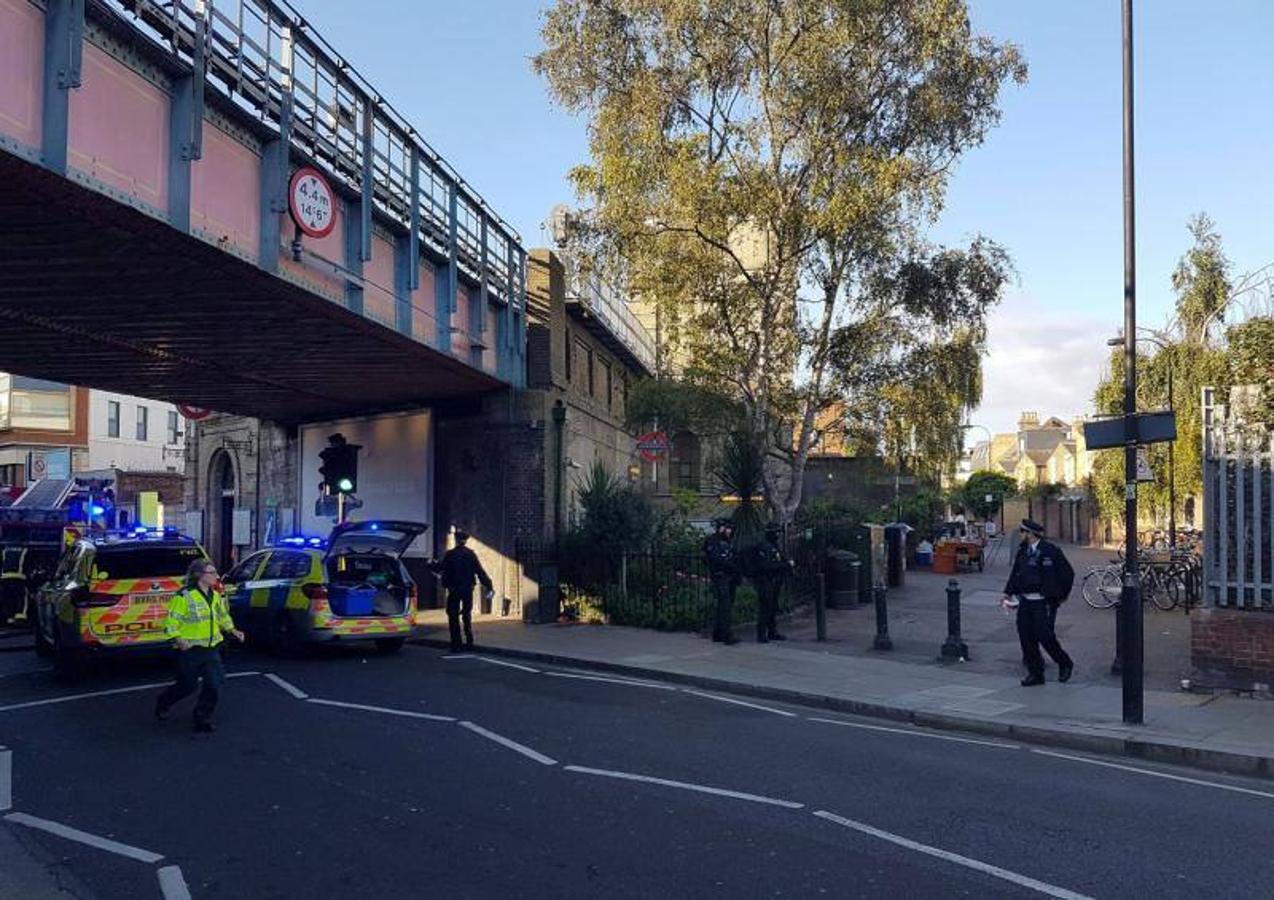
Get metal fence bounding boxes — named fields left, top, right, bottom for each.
left=1202, top=387, right=1273, bottom=610
left=515, top=535, right=827, bottom=633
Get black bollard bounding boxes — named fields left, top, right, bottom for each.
left=815, top=572, right=827, bottom=642
left=940, top=578, right=969, bottom=661
left=872, top=584, right=892, bottom=650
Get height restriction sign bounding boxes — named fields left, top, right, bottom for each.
left=289, top=167, right=336, bottom=239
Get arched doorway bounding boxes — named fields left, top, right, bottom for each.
left=206, top=451, right=236, bottom=570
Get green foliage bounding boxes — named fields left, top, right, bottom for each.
left=960, top=470, right=1017, bottom=520
left=625, top=378, right=742, bottom=436
left=714, top=429, right=768, bottom=544
left=1227, top=317, right=1274, bottom=427
left=535, top=0, right=1024, bottom=521
left=884, top=489, right=946, bottom=532
left=567, top=460, right=655, bottom=554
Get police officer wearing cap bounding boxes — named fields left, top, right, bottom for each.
left=749, top=523, right=793, bottom=643
left=704, top=518, right=740, bottom=645
left=1001, top=519, right=1074, bottom=686
left=430, top=529, right=493, bottom=652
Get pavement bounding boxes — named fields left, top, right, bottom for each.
left=2, top=643, right=1273, bottom=898
left=416, top=541, right=1274, bottom=780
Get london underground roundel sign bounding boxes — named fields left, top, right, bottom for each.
left=636, top=431, right=670, bottom=462
left=288, top=166, right=336, bottom=238
left=177, top=404, right=212, bottom=421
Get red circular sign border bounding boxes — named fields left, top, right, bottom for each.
left=177, top=404, right=212, bottom=422
left=636, top=430, right=670, bottom=463
left=288, top=166, right=337, bottom=239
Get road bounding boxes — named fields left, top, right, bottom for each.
left=0, top=639, right=1271, bottom=899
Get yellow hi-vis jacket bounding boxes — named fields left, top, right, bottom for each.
left=164, top=586, right=235, bottom=648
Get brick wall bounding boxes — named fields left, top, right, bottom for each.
left=1190, top=607, right=1274, bottom=689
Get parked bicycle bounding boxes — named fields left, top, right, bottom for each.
left=1082, top=547, right=1202, bottom=612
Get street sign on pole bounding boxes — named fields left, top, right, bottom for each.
left=1135, top=446, right=1155, bottom=482
left=1082, top=411, right=1176, bottom=451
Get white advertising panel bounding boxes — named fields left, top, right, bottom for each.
left=299, top=411, right=433, bottom=556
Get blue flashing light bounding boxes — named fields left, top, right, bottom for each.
left=278, top=535, right=327, bottom=549
left=369, top=523, right=379, bottom=531
left=307, top=537, right=323, bottom=547
left=90, top=505, right=106, bottom=516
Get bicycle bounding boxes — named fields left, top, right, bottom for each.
left=1081, top=561, right=1123, bottom=609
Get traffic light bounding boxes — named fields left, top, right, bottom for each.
left=318, top=433, right=361, bottom=495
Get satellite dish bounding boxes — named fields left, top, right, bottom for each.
left=547, top=204, right=576, bottom=247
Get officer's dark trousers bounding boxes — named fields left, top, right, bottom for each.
left=156, top=647, right=224, bottom=724
left=0, top=580, right=25, bottom=622
left=446, top=587, right=474, bottom=650
left=756, top=578, right=780, bottom=640
left=711, top=577, right=736, bottom=641
left=1016, top=599, right=1072, bottom=677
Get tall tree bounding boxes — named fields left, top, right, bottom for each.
left=535, top=0, right=1023, bottom=522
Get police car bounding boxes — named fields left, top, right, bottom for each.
left=223, top=520, right=427, bottom=655
left=33, top=528, right=210, bottom=678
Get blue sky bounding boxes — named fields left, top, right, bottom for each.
left=296, top=0, right=1274, bottom=436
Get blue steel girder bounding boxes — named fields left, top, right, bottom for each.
left=101, top=0, right=525, bottom=324
left=41, top=0, right=86, bottom=175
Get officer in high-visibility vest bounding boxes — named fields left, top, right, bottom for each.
left=0, top=546, right=27, bottom=626
left=155, top=559, right=244, bottom=732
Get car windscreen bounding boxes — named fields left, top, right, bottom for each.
left=92, top=545, right=204, bottom=581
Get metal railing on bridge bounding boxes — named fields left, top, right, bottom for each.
left=104, top=0, right=525, bottom=307
left=561, top=256, right=656, bottom=375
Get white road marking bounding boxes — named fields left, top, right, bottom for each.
left=307, top=698, right=456, bottom=722
left=442, top=654, right=475, bottom=659
left=813, top=810, right=1092, bottom=900
left=808, top=717, right=1020, bottom=750
left=680, top=689, right=797, bottom=717
left=0, top=747, right=10, bottom=812
left=263, top=673, right=309, bottom=700
left=157, top=865, right=192, bottom=900
left=0, top=681, right=169, bottom=713
left=543, top=671, right=678, bottom=690
left=459, top=721, right=557, bottom=766
left=565, top=765, right=805, bottom=809
left=474, top=656, right=540, bottom=674
left=3, top=812, right=164, bottom=864
left=1032, top=749, right=1274, bottom=800
left=226, top=670, right=261, bottom=679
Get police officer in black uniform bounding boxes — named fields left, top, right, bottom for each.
left=1002, top=519, right=1075, bottom=686
left=750, top=523, right=793, bottom=643
left=430, top=530, right=493, bottom=652
left=704, top=518, right=740, bottom=645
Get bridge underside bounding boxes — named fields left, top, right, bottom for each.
left=0, top=152, right=503, bottom=424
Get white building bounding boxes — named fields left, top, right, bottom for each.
left=86, top=390, right=185, bottom=472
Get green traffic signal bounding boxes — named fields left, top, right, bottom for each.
left=337, top=477, right=354, bottom=493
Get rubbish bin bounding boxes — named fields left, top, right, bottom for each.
left=884, top=524, right=907, bottom=588
left=846, top=525, right=884, bottom=597
left=825, top=550, right=860, bottom=608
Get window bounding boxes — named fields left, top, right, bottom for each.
left=136, top=406, right=148, bottom=442
left=4, top=376, right=72, bottom=431
left=564, top=330, right=573, bottom=382
left=167, top=410, right=179, bottom=445
left=261, top=551, right=313, bottom=581
left=599, top=361, right=612, bottom=409
left=91, top=545, right=204, bottom=580
left=223, top=551, right=268, bottom=585
left=670, top=431, right=701, bottom=491
left=107, top=401, right=120, bottom=438
left=585, top=348, right=595, bottom=397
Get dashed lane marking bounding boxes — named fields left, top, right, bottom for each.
left=543, top=671, right=678, bottom=690
left=679, top=689, right=797, bottom=717
left=263, top=673, right=309, bottom=700
left=306, top=697, right=455, bottom=723
left=813, top=810, right=1093, bottom=900
left=0, top=681, right=169, bottom=713
left=807, top=717, right=1020, bottom=750
left=564, top=765, right=804, bottom=809
left=1031, top=749, right=1274, bottom=800
left=3, top=812, right=164, bottom=864
left=459, top=721, right=557, bottom=766
left=157, top=865, right=192, bottom=900
left=474, top=656, right=540, bottom=674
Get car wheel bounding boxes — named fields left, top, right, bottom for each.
left=51, top=626, right=83, bottom=682
left=33, top=609, right=54, bottom=659
left=269, top=611, right=305, bottom=656
left=374, top=637, right=406, bottom=655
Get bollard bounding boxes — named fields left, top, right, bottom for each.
left=815, top=573, right=827, bottom=642
left=872, top=585, right=892, bottom=650
left=940, top=578, right=969, bottom=661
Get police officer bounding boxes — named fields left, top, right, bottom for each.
left=750, top=523, right=793, bottom=643
left=155, top=559, right=244, bottom=732
left=1001, top=519, right=1074, bottom=686
left=0, top=545, right=26, bottom=626
left=704, top=518, right=740, bottom=645
left=431, top=529, right=493, bottom=652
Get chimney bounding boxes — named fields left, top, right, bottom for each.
left=1018, top=411, right=1039, bottom=431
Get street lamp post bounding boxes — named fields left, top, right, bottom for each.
left=1120, top=0, right=1144, bottom=725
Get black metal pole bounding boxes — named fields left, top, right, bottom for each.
left=1120, top=0, right=1144, bottom=725
left=1167, top=366, right=1176, bottom=548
